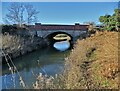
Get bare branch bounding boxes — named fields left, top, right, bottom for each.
left=24, top=4, right=39, bottom=25
left=5, top=3, right=39, bottom=26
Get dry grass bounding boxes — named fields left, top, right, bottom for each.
left=1, top=34, right=39, bottom=55
left=2, top=34, right=23, bottom=53
left=64, top=31, right=119, bottom=89
left=33, top=73, right=66, bottom=89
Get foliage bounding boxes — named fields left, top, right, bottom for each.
left=99, top=9, right=120, bottom=31
left=2, top=25, right=17, bottom=34
left=1, top=24, right=29, bottom=34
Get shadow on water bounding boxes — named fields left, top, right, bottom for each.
left=1, top=44, right=71, bottom=89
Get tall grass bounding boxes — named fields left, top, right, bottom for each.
left=1, top=34, right=34, bottom=89
left=2, top=34, right=23, bottom=53
left=1, top=50, right=27, bottom=89
left=63, top=31, right=119, bottom=89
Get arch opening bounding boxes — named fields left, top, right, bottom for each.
left=45, top=31, right=73, bottom=50
left=46, top=31, right=73, bottom=41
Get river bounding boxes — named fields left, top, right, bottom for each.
left=1, top=41, right=71, bottom=89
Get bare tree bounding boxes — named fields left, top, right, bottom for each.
left=6, top=3, right=25, bottom=27
left=24, top=4, right=39, bottom=25
left=5, top=3, right=39, bottom=27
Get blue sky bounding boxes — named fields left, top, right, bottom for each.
left=1, top=2, right=118, bottom=25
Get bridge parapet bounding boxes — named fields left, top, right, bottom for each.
left=29, top=23, right=89, bottom=31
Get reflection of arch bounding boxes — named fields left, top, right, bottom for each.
left=46, top=31, right=73, bottom=41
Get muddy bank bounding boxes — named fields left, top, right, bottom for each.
left=1, top=34, right=48, bottom=63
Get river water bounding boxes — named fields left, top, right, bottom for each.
left=54, top=41, right=70, bottom=51
left=1, top=41, right=70, bottom=89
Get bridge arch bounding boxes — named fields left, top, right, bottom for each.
left=45, top=31, right=73, bottom=47
left=46, top=31, right=73, bottom=41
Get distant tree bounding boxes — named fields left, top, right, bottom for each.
left=5, top=3, right=39, bottom=27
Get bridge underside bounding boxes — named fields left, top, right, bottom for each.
left=45, top=31, right=73, bottom=46
left=46, top=31, right=73, bottom=41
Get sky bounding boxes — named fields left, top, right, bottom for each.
left=1, top=2, right=118, bottom=25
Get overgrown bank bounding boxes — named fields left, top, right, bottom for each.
left=64, top=31, right=119, bottom=89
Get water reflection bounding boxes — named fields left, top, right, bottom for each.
left=53, top=41, right=70, bottom=51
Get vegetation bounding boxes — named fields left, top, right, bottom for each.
left=63, top=31, right=119, bottom=89
left=1, top=25, right=17, bottom=34
left=33, top=73, right=65, bottom=89
left=99, top=9, right=120, bottom=31
left=4, top=3, right=39, bottom=26
left=2, top=34, right=23, bottom=52
left=1, top=24, right=28, bottom=34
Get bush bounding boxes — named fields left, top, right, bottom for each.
left=2, top=25, right=17, bottom=34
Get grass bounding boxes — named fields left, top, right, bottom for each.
left=33, top=73, right=66, bottom=89
left=2, top=34, right=23, bottom=53
left=63, top=31, right=119, bottom=89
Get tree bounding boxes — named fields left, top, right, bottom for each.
left=5, top=3, right=25, bottom=27
left=5, top=3, right=39, bottom=27
left=113, top=9, right=120, bottom=31
left=99, top=9, right=120, bottom=31
left=24, top=4, right=39, bottom=25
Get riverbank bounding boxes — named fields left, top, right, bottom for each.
left=33, top=31, right=119, bottom=89
left=1, top=34, right=48, bottom=63
left=64, top=31, right=119, bottom=89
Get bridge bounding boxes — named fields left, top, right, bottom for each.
left=18, top=23, right=89, bottom=41
left=28, top=23, right=89, bottom=38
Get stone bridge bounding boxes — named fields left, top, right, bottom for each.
left=18, top=23, right=89, bottom=39
left=36, top=30, right=87, bottom=38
